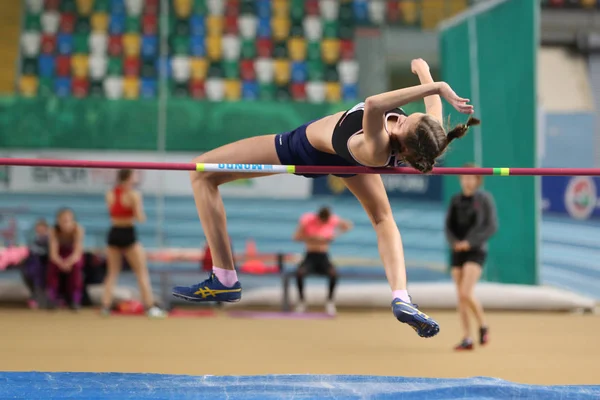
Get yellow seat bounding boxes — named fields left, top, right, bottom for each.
left=123, top=76, right=140, bottom=99
left=123, top=33, right=141, bottom=57
left=76, top=0, right=94, bottom=16
left=272, top=0, right=290, bottom=17
left=174, top=0, right=192, bottom=18
left=19, top=75, right=39, bottom=97
left=206, top=16, right=224, bottom=37
left=91, top=13, right=109, bottom=33
left=321, top=39, right=340, bottom=65
left=399, top=0, right=419, bottom=26
left=420, top=0, right=445, bottom=30
left=273, top=59, right=290, bottom=85
left=271, top=17, right=291, bottom=42
left=582, top=0, right=596, bottom=8
left=224, top=79, right=242, bottom=101
left=325, top=82, right=341, bottom=103
left=71, top=54, right=89, bottom=78
left=288, top=37, right=307, bottom=61
left=206, top=36, right=222, bottom=61
left=190, top=57, right=209, bottom=80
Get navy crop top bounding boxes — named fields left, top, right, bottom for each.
left=331, top=102, right=407, bottom=167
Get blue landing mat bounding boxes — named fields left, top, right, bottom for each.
left=1, top=373, right=599, bottom=400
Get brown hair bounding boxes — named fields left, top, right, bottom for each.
left=317, top=206, right=331, bottom=222
left=402, top=116, right=480, bottom=173
left=117, top=169, right=133, bottom=183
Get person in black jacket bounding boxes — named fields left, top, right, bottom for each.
left=445, top=164, right=498, bottom=351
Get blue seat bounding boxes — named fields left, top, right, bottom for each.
left=158, top=56, right=172, bottom=79
left=257, top=17, right=271, bottom=38
left=190, top=35, right=206, bottom=57
left=55, top=77, right=72, bottom=97
left=110, top=0, right=126, bottom=14
left=57, top=33, right=73, bottom=55
left=190, top=15, right=205, bottom=36
left=141, top=78, right=157, bottom=98
left=38, top=55, right=55, bottom=78
left=141, top=35, right=158, bottom=58
left=242, top=80, right=260, bottom=100
left=353, top=0, right=369, bottom=23
left=109, top=14, right=126, bottom=34
left=291, top=61, right=307, bottom=83
left=256, top=0, right=271, bottom=19
left=343, top=83, right=358, bottom=101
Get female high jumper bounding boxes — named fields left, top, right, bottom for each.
left=173, top=58, right=479, bottom=338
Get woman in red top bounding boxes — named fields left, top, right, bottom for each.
left=101, top=169, right=165, bottom=318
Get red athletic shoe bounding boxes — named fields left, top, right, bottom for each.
left=454, top=338, right=474, bottom=351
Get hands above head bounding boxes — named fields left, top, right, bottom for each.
left=438, top=82, right=474, bottom=115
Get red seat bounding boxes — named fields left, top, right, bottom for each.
left=291, top=82, right=306, bottom=101
left=305, top=0, right=319, bottom=15
left=387, top=0, right=400, bottom=23
left=145, top=0, right=159, bottom=15
left=108, top=35, right=123, bottom=57
left=60, top=13, right=76, bottom=34
left=72, top=77, right=89, bottom=98
left=240, top=59, right=255, bottom=80
left=45, top=0, right=60, bottom=11
left=56, top=55, right=71, bottom=77
left=225, top=15, right=238, bottom=34
left=142, top=14, right=158, bottom=35
left=189, top=79, right=205, bottom=99
left=225, top=0, right=240, bottom=16
left=124, top=57, right=141, bottom=76
left=340, top=39, right=355, bottom=60
left=257, top=38, right=273, bottom=58
left=41, top=34, right=57, bottom=54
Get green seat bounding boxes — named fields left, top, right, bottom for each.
left=39, top=77, right=54, bottom=96
left=307, top=41, right=321, bottom=61
left=339, top=25, right=354, bottom=40
left=94, top=0, right=110, bottom=12
left=290, top=0, right=304, bottom=22
left=126, top=16, right=141, bottom=32
left=61, top=0, right=77, bottom=12
left=323, top=21, right=339, bottom=38
left=75, top=17, right=91, bottom=34
left=193, top=0, right=208, bottom=14
left=240, top=0, right=255, bottom=14
left=339, top=3, right=354, bottom=23
left=141, top=59, right=157, bottom=78
left=241, top=39, right=256, bottom=59
left=171, top=35, right=190, bottom=55
left=208, top=62, right=224, bottom=78
left=170, top=80, right=189, bottom=97
left=324, top=65, right=339, bottom=82
left=25, top=14, right=41, bottom=31
left=74, top=33, right=90, bottom=53
left=259, top=83, right=276, bottom=101
left=307, top=60, right=324, bottom=81
left=108, top=57, right=123, bottom=75
left=276, top=84, right=291, bottom=101
left=175, top=18, right=190, bottom=36
left=89, top=79, right=104, bottom=97
left=290, top=21, right=303, bottom=37
left=223, top=61, right=240, bottom=79
left=21, top=57, right=38, bottom=75
left=273, top=41, right=288, bottom=59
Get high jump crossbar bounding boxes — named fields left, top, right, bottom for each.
left=1, top=158, right=600, bottom=176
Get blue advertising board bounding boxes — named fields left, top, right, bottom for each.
left=312, top=173, right=443, bottom=202
left=542, top=176, right=600, bottom=220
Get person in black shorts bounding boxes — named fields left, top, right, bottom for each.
left=445, top=164, right=498, bottom=350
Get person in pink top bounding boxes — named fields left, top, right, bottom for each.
left=293, top=206, right=353, bottom=316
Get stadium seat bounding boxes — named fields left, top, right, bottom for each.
left=338, top=60, right=359, bottom=84
left=190, top=35, right=206, bottom=56
left=89, top=79, right=103, bottom=97
left=141, top=78, right=157, bottom=98
left=109, top=14, right=126, bottom=34
left=224, top=79, right=241, bottom=100
left=38, top=54, right=55, bottom=77
left=387, top=0, right=400, bottom=23
left=582, top=0, right=595, bottom=8
left=110, top=0, right=126, bottom=15
left=171, top=35, right=190, bottom=55
left=273, top=40, right=288, bottom=58
left=21, top=32, right=41, bottom=57
left=325, top=82, right=341, bottom=102
left=238, top=15, right=257, bottom=39
left=206, top=77, right=225, bottom=100
left=290, top=61, right=307, bottom=83
left=76, top=0, right=94, bottom=16
left=60, top=13, right=76, bottom=33
left=275, top=83, right=290, bottom=101
left=272, top=16, right=291, bottom=42
left=259, top=82, right=275, bottom=100
left=255, top=57, right=274, bottom=83
left=56, top=55, right=71, bottom=76
left=290, top=0, right=304, bottom=21
left=241, top=38, right=257, bottom=58
left=324, top=64, right=339, bottom=82
left=190, top=57, right=208, bottom=79
left=340, top=39, right=355, bottom=60
left=123, top=76, right=140, bottom=98
left=42, top=11, right=61, bottom=34
left=273, top=59, right=290, bottom=85
left=19, top=75, right=39, bottom=97
left=171, top=80, right=187, bottom=97
left=323, top=21, right=339, bottom=38
left=207, top=16, right=224, bottom=36
left=141, top=35, right=158, bottom=58
left=272, top=0, right=289, bottom=17
left=26, top=0, right=44, bottom=13
left=207, top=0, right=226, bottom=15
left=91, top=12, right=109, bottom=32
left=223, top=60, right=239, bottom=79
left=320, top=0, right=339, bottom=20
left=55, top=77, right=72, bottom=97
left=41, top=34, right=57, bottom=54
left=306, top=81, right=325, bottom=103
left=399, top=0, right=419, bottom=26
left=141, top=58, right=157, bottom=78
left=206, top=36, right=222, bottom=61
left=222, top=34, right=241, bottom=61
left=240, top=0, right=254, bottom=14
left=25, top=14, right=42, bottom=31
left=288, top=37, right=306, bottom=61
left=303, top=16, right=322, bottom=41
left=321, top=39, right=340, bottom=64
left=190, top=15, right=205, bottom=36
left=174, top=18, right=190, bottom=36
left=71, top=54, right=89, bottom=78
left=107, top=56, right=123, bottom=75
left=124, top=56, right=141, bottom=76
left=225, top=0, right=240, bottom=16
left=368, top=1, right=386, bottom=25
left=342, top=83, right=358, bottom=101
left=257, top=16, right=272, bottom=38
left=126, top=16, right=141, bottom=33
left=108, top=34, right=123, bottom=56
left=225, top=15, right=239, bottom=34
left=304, top=0, right=319, bottom=15
left=257, top=38, right=273, bottom=57
left=73, top=33, right=90, bottom=53
left=89, top=55, right=108, bottom=79
left=290, top=82, right=306, bottom=101
left=144, top=0, right=159, bottom=14
left=240, top=59, right=255, bottom=80
left=45, top=0, right=61, bottom=11
left=255, top=0, right=271, bottom=18
left=123, top=33, right=141, bottom=56
left=207, top=62, right=224, bottom=77
left=290, top=20, right=304, bottom=37
left=72, top=77, right=90, bottom=97
left=242, top=80, right=259, bottom=100
left=353, top=0, right=369, bottom=23
left=89, top=32, right=108, bottom=55
left=39, top=77, right=55, bottom=96
left=57, top=33, right=74, bottom=54
left=93, top=0, right=110, bottom=12
left=21, top=57, right=38, bottom=76
left=125, top=0, right=144, bottom=16
left=189, top=79, right=205, bottom=99
left=62, top=0, right=77, bottom=13
left=142, top=14, right=158, bottom=34
left=306, top=40, right=320, bottom=61
left=171, top=55, right=191, bottom=82
left=307, top=59, right=323, bottom=81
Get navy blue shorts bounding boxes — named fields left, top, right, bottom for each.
left=274, top=122, right=356, bottom=178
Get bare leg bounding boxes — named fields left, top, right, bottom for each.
left=451, top=268, right=471, bottom=339
left=123, top=243, right=154, bottom=308
left=461, top=262, right=486, bottom=327
left=101, top=247, right=122, bottom=309
left=189, top=135, right=281, bottom=272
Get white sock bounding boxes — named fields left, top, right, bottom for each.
left=392, top=290, right=411, bottom=303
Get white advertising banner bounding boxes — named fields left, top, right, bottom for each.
left=0, top=150, right=311, bottom=199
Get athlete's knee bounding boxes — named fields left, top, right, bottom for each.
left=190, top=155, right=223, bottom=186
left=458, top=289, right=472, bottom=303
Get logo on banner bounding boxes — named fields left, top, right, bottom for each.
left=565, top=177, right=597, bottom=220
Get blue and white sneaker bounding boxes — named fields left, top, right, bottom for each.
left=392, top=298, right=440, bottom=338
left=172, top=273, right=242, bottom=303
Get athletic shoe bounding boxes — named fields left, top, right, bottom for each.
left=454, top=338, right=474, bottom=351
left=325, top=301, right=336, bottom=316
left=479, top=326, right=489, bottom=345
left=172, top=273, right=242, bottom=303
left=392, top=298, right=440, bottom=338
left=146, top=306, right=167, bottom=319
left=295, top=302, right=306, bottom=313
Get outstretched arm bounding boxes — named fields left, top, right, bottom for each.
left=411, top=58, right=443, bottom=123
